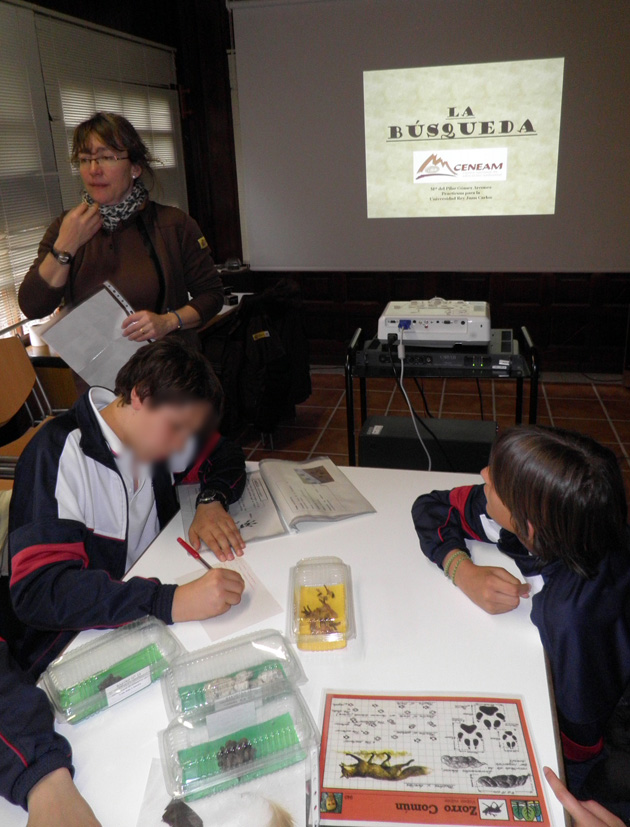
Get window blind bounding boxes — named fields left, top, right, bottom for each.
left=0, top=3, right=63, bottom=332
left=35, top=16, right=187, bottom=213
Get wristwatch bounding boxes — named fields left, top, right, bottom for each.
left=196, top=489, right=229, bottom=511
left=51, top=246, right=73, bottom=266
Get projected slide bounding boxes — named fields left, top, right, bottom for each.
left=364, top=58, right=564, bottom=218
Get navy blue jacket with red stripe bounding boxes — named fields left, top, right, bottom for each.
left=0, top=635, right=73, bottom=809
left=412, top=484, right=630, bottom=762
left=5, top=391, right=245, bottom=678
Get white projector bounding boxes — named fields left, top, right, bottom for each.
left=377, top=298, right=491, bottom=347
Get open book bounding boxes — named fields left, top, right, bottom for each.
left=178, top=457, right=376, bottom=543
left=38, top=281, right=144, bottom=389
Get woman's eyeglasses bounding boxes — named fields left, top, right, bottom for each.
left=76, top=154, right=129, bottom=168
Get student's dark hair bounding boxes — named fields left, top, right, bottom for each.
left=115, top=339, right=223, bottom=415
left=489, top=425, right=628, bottom=578
left=71, top=112, right=156, bottom=185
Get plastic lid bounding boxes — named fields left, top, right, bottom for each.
left=287, top=555, right=356, bottom=651
left=159, top=687, right=319, bottom=800
left=161, top=629, right=306, bottom=718
left=39, top=617, right=183, bottom=724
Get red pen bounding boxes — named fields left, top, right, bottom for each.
left=177, top=537, right=213, bottom=571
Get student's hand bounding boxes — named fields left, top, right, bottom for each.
left=171, top=568, right=245, bottom=622
left=122, top=310, right=176, bottom=342
left=543, top=767, right=625, bottom=827
left=55, top=203, right=102, bottom=255
left=189, top=502, right=246, bottom=562
left=453, top=557, right=530, bottom=614
left=27, top=768, right=101, bottom=827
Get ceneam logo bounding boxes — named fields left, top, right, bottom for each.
left=416, top=153, right=457, bottom=179
left=414, top=148, right=508, bottom=184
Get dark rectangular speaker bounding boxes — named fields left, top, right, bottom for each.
left=358, top=415, right=497, bottom=473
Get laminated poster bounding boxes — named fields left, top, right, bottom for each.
left=320, top=693, right=550, bottom=827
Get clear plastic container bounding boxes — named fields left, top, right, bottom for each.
left=160, top=687, right=319, bottom=802
left=161, top=629, right=306, bottom=719
left=288, top=556, right=356, bottom=650
left=39, top=617, right=183, bottom=724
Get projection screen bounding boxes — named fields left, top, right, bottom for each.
left=228, top=0, right=630, bottom=272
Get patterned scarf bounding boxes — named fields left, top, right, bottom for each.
left=82, top=179, right=148, bottom=232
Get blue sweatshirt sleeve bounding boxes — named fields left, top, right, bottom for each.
left=175, top=432, right=246, bottom=505
left=0, top=638, right=73, bottom=810
left=8, top=422, right=177, bottom=633
left=199, top=436, right=246, bottom=505
left=411, top=484, right=493, bottom=568
left=8, top=519, right=176, bottom=631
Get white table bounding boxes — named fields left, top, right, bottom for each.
left=0, top=468, right=565, bottom=826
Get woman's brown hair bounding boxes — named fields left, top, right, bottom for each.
left=71, top=112, right=155, bottom=184
left=489, top=425, right=628, bottom=578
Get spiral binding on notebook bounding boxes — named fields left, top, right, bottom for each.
left=104, top=281, right=135, bottom=316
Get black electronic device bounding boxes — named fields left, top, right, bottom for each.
left=358, top=415, right=497, bottom=473
left=355, top=329, right=520, bottom=377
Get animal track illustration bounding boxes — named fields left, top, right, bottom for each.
left=501, top=730, right=518, bottom=749
left=457, top=723, right=484, bottom=751
left=476, top=705, right=506, bottom=730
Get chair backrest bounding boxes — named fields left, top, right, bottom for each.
left=0, top=337, right=37, bottom=427
left=0, top=488, right=10, bottom=576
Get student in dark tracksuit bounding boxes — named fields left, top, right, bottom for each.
left=0, top=636, right=99, bottom=824
left=2, top=340, right=247, bottom=823
left=5, top=338, right=247, bottom=681
left=412, top=426, right=630, bottom=814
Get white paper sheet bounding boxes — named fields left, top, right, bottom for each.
left=178, top=472, right=287, bottom=545
left=136, top=758, right=307, bottom=827
left=175, top=557, right=282, bottom=643
left=38, top=283, right=144, bottom=389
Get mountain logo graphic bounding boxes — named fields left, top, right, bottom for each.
left=416, top=153, right=457, bottom=179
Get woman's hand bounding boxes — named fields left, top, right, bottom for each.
left=452, top=556, right=530, bottom=614
left=38, top=204, right=103, bottom=289
left=122, top=310, right=177, bottom=342
left=543, top=767, right=625, bottom=827
left=27, top=768, right=101, bottom=827
left=171, top=568, right=245, bottom=622
left=56, top=203, right=102, bottom=256
left=190, top=502, right=246, bottom=562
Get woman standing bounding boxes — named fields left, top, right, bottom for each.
left=19, top=112, right=223, bottom=354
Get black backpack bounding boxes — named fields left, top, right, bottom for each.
left=202, top=279, right=311, bottom=436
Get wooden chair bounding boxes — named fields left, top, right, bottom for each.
left=0, top=487, right=10, bottom=574
left=0, top=336, right=54, bottom=480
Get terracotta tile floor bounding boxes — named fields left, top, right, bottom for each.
left=236, top=371, right=630, bottom=500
